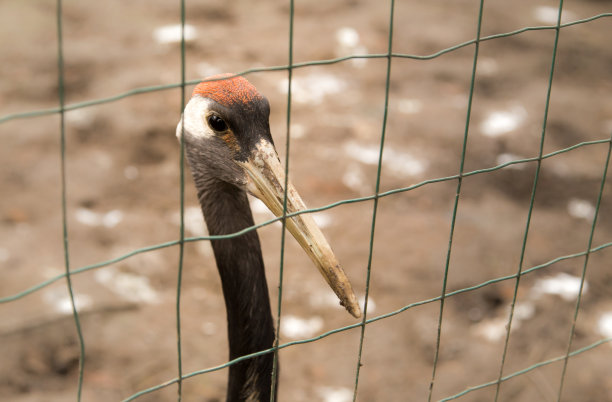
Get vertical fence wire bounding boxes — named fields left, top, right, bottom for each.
left=494, top=1, right=565, bottom=400
left=427, top=1, right=485, bottom=400
left=55, top=0, right=86, bottom=400
left=270, top=0, right=296, bottom=399
left=174, top=0, right=188, bottom=400
left=557, top=131, right=612, bottom=399
left=352, top=0, right=395, bottom=399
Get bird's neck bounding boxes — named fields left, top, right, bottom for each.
left=197, top=179, right=276, bottom=402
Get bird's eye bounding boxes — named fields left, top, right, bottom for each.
left=207, top=114, right=228, bottom=132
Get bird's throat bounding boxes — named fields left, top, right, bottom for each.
left=197, top=180, right=276, bottom=401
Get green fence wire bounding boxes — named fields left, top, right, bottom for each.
left=354, top=0, right=396, bottom=398
left=1, top=1, right=611, bottom=401
left=494, top=1, right=564, bottom=400
left=175, top=1, right=188, bottom=400
left=54, top=1, right=85, bottom=400
left=272, top=1, right=295, bottom=399
left=428, top=1, right=485, bottom=400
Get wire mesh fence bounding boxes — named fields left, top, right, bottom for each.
left=1, top=0, right=611, bottom=401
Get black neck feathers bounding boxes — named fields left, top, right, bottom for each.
left=197, top=179, right=277, bottom=402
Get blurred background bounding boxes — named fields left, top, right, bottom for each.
left=1, top=0, right=611, bottom=401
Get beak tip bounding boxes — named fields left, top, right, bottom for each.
left=341, top=298, right=362, bottom=319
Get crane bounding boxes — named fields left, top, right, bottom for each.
left=176, top=74, right=361, bottom=401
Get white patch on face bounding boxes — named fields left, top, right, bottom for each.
left=176, top=96, right=215, bottom=141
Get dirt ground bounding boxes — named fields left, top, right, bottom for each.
left=1, top=0, right=611, bottom=401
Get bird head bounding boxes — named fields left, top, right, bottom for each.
left=177, top=74, right=272, bottom=189
left=177, top=74, right=361, bottom=318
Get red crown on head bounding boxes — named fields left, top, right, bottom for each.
left=192, top=74, right=263, bottom=107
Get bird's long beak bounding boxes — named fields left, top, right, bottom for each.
left=239, top=139, right=362, bottom=318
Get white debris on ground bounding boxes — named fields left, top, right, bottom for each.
left=343, top=141, right=427, bottom=177
left=514, top=302, right=536, bottom=321
left=309, top=289, right=345, bottom=311
left=344, top=141, right=380, bottom=165
left=309, top=289, right=376, bottom=314
left=250, top=197, right=331, bottom=227
left=476, top=273, right=588, bottom=342
left=530, top=272, right=587, bottom=301
left=359, top=294, right=377, bottom=313
left=290, top=123, right=306, bottom=139
left=316, top=386, right=353, bottom=402
left=174, top=206, right=207, bottom=237
left=44, top=288, right=93, bottom=315
left=75, top=208, right=123, bottom=228
left=0, top=248, right=9, bottom=262
left=90, top=151, right=114, bottom=170
left=249, top=197, right=272, bottom=216
left=533, top=6, right=576, bottom=25
left=278, top=73, right=347, bottom=105
left=201, top=321, right=218, bottom=336
left=195, top=62, right=222, bottom=78
left=597, top=312, right=612, bottom=339
left=123, top=165, right=140, bottom=180
left=477, top=57, right=499, bottom=76
left=280, top=315, right=324, bottom=339
left=42, top=266, right=64, bottom=279
left=473, top=317, right=510, bottom=342
left=567, top=198, right=596, bottom=221
left=153, top=24, right=197, bottom=44
left=94, top=267, right=160, bottom=304
left=474, top=274, right=603, bottom=344
left=249, top=197, right=281, bottom=228
left=480, top=105, right=527, bottom=137
left=336, top=27, right=359, bottom=49
left=496, top=153, right=527, bottom=170
left=473, top=302, right=536, bottom=342
left=65, top=108, right=94, bottom=129
left=171, top=206, right=214, bottom=255
left=385, top=148, right=427, bottom=177
left=312, top=212, right=333, bottom=229
left=335, top=27, right=368, bottom=68
left=342, top=164, right=369, bottom=195
left=397, top=98, right=423, bottom=115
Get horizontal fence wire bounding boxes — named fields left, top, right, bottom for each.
left=1, top=13, right=611, bottom=126
left=121, top=335, right=612, bottom=402
left=2, top=137, right=609, bottom=304
left=0, top=3, right=611, bottom=402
